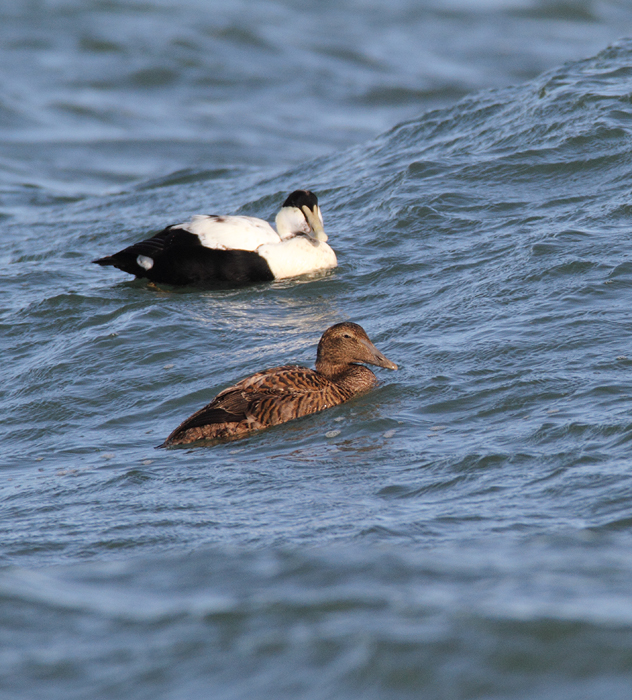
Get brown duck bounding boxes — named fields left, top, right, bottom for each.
left=161, top=322, right=397, bottom=446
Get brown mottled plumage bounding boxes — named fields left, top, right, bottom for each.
left=161, top=322, right=397, bottom=446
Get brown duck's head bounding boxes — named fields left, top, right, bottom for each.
left=316, top=322, right=398, bottom=374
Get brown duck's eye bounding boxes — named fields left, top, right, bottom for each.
left=343, top=334, right=352, bottom=338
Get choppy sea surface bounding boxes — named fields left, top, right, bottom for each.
left=3, top=1, right=632, bottom=698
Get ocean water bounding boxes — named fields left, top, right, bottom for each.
left=3, top=1, right=632, bottom=698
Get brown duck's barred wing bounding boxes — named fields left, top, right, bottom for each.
left=167, top=389, right=251, bottom=435
left=234, top=365, right=335, bottom=394
left=231, top=365, right=353, bottom=426
left=163, top=365, right=353, bottom=444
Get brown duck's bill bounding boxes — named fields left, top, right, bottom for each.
left=372, top=352, right=398, bottom=371
left=360, top=339, right=398, bottom=370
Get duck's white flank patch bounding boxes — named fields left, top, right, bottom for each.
left=257, top=237, right=337, bottom=279
left=137, top=255, right=154, bottom=270
left=175, top=215, right=280, bottom=251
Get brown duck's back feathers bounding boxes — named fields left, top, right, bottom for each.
left=162, top=322, right=397, bottom=446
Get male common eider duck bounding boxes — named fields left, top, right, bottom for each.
left=93, top=189, right=337, bottom=287
left=161, top=322, right=397, bottom=446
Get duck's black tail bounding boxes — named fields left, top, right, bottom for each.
left=92, top=255, right=116, bottom=266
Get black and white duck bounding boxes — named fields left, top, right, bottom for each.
left=93, top=189, right=337, bottom=287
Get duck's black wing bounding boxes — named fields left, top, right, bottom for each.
left=93, top=226, right=275, bottom=286
left=93, top=226, right=185, bottom=270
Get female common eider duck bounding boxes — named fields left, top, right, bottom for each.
left=161, top=322, right=397, bottom=446
left=93, top=189, right=336, bottom=287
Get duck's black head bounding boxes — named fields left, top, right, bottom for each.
left=282, top=190, right=318, bottom=211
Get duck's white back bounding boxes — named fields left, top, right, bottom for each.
left=174, top=215, right=280, bottom=251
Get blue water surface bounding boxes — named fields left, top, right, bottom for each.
left=3, top=2, right=632, bottom=699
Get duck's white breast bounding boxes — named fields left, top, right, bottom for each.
left=257, top=237, right=337, bottom=279
left=174, top=215, right=281, bottom=251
